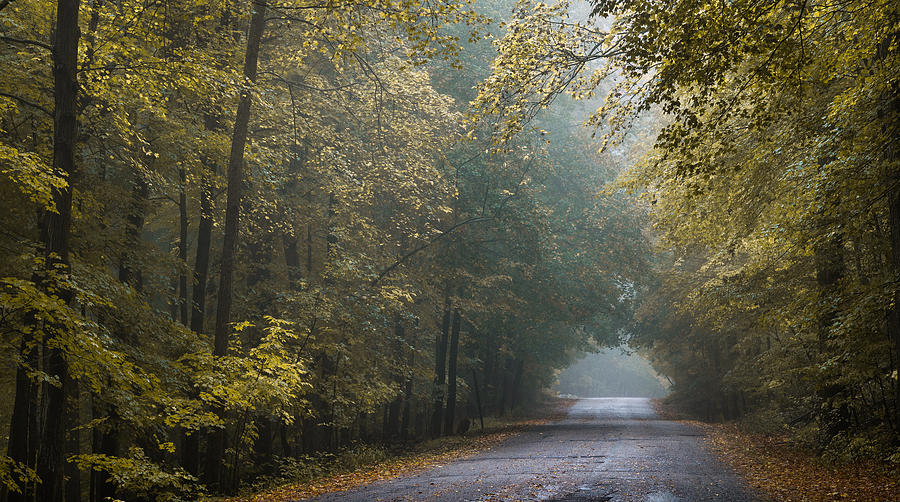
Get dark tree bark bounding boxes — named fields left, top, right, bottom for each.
left=499, top=358, right=512, bottom=417
left=386, top=318, right=405, bottom=439
left=90, top=400, right=119, bottom=502
left=510, top=359, right=524, bottom=410
left=89, top=174, right=149, bottom=502
left=6, top=337, right=40, bottom=502
left=400, top=322, right=416, bottom=441
left=889, top=180, right=900, bottom=428
left=430, top=297, right=451, bottom=437
left=306, top=222, right=313, bottom=273
left=63, top=376, right=79, bottom=502
left=880, top=40, right=900, bottom=425
left=443, top=308, right=461, bottom=435
left=181, top=157, right=214, bottom=478
left=178, top=166, right=189, bottom=326
left=283, top=231, right=302, bottom=285
left=471, top=369, right=484, bottom=433
left=206, top=0, right=267, bottom=491
left=279, top=423, right=292, bottom=456
left=33, top=2, right=81, bottom=499
left=815, top=222, right=846, bottom=434
left=212, top=0, right=267, bottom=357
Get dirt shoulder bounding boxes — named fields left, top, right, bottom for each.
left=652, top=400, right=900, bottom=502
left=222, top=398, right=575, bottom=502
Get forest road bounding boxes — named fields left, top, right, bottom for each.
left=305, top=397, right=759, bottom=502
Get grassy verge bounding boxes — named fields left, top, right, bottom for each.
left=221, top=398, right=575, bottom=502
left=652, top=400, right=900, bottom=502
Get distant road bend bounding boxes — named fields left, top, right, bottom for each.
left=307, top=397, right=758, bottom=502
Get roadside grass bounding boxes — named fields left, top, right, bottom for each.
left=652, top=400, right=900, bottom=502
left=219, top=398, right=574, bottom=502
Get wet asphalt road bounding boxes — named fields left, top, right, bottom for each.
left=306, top=398, right=759, bottom=502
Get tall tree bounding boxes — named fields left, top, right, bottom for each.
left=207, top=0, right=267, bottom=490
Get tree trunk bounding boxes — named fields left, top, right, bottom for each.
left=499, top=359, right=511, bottom=417
left=874, top=22, right=900, bottom=429
left=510, top=359, right=524, bottom=410
left=386, top=318, right=404, bottom=439
left=400, top=322, right=416, bottom=441
left=206, top=0, right=267, bottom=491
left=889, top=183, right=900, bottom=429
left=444, top=308, right=461, bottom=435
left=64, top=375, right=80, bottom=502
left=882, top=56, right=900, bottom=427
left=34, top=0, right=81, bottom=499
left=5, top=336, right=40, bottom=502
left=815, top=224, right=846, bottom=435
left=182, top=162, right=213, bottom=478
left=430, top=297, right=451, bottom=437
left=90, top=398, right=119, bottom=502
left=471, top=369, right=484, bottom=433
left=212, top=0, right=267, bottom=357
left=283, top=231, right=302, bottom=285
left=178, top=166, right=189, bottom=326
left=278, top=423, right=292, bottom=457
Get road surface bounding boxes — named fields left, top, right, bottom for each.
left=306, top=397, right=759, bottom=502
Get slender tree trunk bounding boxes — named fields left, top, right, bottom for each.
left=206, top=0, right=267, bottom=491
left=471, top=369, right=484, bottom=433
left=815, top=222, right=846, bottom=434
left=499, top=359, right=511, bottom=417
left=283, top=231, right=302, bottom=285
left=90, top=398, right=119, bottom=502
left=876, top=16, right=900, bottom=429
left=64, top=375, right=80, bottom=502
left=444, top=308, right=461, bottom=435
left=212, top=0, right=267, bottom=356
left=387, top=318, right=404, bottom=439
left=178, top=166, right=189, bottom=326
left=33, top=1, right=81, bottom=499
left=882, top=77, right=900, bottom=428
left=306, top=222, right=313, bottom=273
left=278, top=423, right=292, bottom=456
left=181, top=157, right=214, bottom=477
left=400, top=323, right=416, bottom=441
left=5, top=337, right=40, bottom=502
left=889, top=187, right=900, bottom=429
left=510, top=359, right=524, bottom=410
left=482, top=335, right=495, bottom=416
left=430, top=297, right=451, bottom=437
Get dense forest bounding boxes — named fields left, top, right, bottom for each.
left=0, top=0, right=897, bottom=500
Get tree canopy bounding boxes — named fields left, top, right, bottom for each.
left=473, top=0, right=899, bottom=463
left=0, top=0, right=650, bottom=499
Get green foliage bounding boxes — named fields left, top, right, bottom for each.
left=70, top=448, right=202, bottom=502
left=0, top=456, right=38, bottom=495
left=473, top=0, right=900, bottom=462
left=0, top=0, right=654, bottom=499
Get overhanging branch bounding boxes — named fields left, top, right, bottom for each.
left=370, top=216, right=492, bottom=286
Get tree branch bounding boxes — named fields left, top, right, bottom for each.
left=0, top=92, right=52, bottom=116
left=0, top=35, right=51, bottom=50
left=370, top=216, right=492, bottom=286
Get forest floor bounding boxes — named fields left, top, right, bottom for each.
left=652, top=401, right=900, bottom=502
left=222, top=398, right=575, bottom=502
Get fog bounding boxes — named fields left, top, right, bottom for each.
left=554, top=348, right=669, bottom=398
